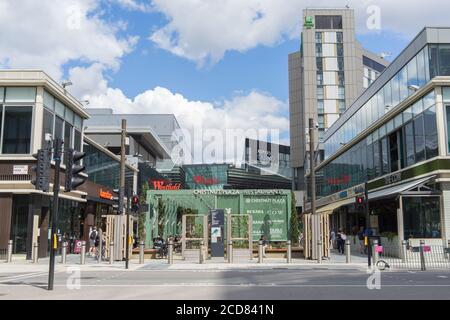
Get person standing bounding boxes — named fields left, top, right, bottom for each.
left=357, top=226, right=365, bottom=254
left=89, top=226, right=98, bottom=257
left=330, top=230, right=336, bottom=249
left=260, top=235, right=268, bottom=258
left=337, top=229, right=346, bottom=254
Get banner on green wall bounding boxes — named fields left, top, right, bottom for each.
left=244, top=195, right=288, bottom=241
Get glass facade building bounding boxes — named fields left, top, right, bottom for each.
left=308, top=28, right=450, bottom=244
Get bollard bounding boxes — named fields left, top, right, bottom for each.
left=419, top=240, right=426, bottom=271
left=139, top=241, right=145, bottom=264
left=61, top=242, right=67, bottom=264
left=286, top=240, right=292, bottom=264
left=228, top=240, right=233, bottom=263
left=109, top=241, right=114, bottom=264
left=317, top=240, right=322, bottom=264
left=98, top=230, right=103, bottom=263
left=6, top=240, right=13, bottom=263
left=345, top=239, right=351, bottom=263
left=33, top=243, right=39, bottom=263
left=168, top=239, right=173, bottom=265
left=199, top=240, right=204, bottom=264
left=401, top=240, right=408, bottom=263
left=258, top=240, right=263, bottom=263
left=372, top=240, right=379, bottom=266
left=80, top=241, right=86, bottom=265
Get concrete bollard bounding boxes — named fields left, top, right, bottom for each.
left=139, top=241, right=145, bottom=264
left=199, top=240, right=204, bottom=264
left=168, top=239, right=173, bottom=265
left=286, top=240, right=292, bottom=264
left=6, top=240, right=13, bottom=263
left=98, top=230, right=103, bottom=263
left=345, top=239, right=351, bottom=263
left=33, top=243, right=39, bottom=263
left=228, top=240, right=233, bottom=263
left=419, top=240, right=426, bottom=271
left=317, top=240, right=322, bottom=264
left=61, top=242, right=67, bottom=264
left=80, top=241, right=86, bottom=265
left=401, top=240, right=408, bottom=263
left=109, top=241, right=114, bottom=264
left=372, top=240, right=379, bottom=266
left=258, top=240, right=263, bottom=263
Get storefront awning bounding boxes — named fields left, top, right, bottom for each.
left=316, top=197, right=355, bottom=214
left=368, top=176, right=434, bottom=201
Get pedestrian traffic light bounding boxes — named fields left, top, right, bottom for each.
left=112, top=188, right=124, bottom=214
left=64, top=149, right=86, bottom=192
left=356, top=196, right=365, bottom=208
left=31, top=149, right=51, bottom=192
left=131, top=195, right=140, bottom=212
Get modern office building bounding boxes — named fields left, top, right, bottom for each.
left=289, top=8, right=388, bottom=193
left=307, top=27, right=450, bottom=245
left=0, top=70, right=138, bottom=258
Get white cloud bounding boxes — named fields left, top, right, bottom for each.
left=87, top=86, right=289, bottom=163
left=149, top=0, right=450, bottom=65
left=114, top=0, right=152, bottom=12
left=0, top=0, right=137, bottom=80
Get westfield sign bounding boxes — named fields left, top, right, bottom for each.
left=151, top=180, right=181, bottom=190
left=193, top=175, right=219, bottom=185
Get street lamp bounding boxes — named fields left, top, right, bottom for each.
left=62, top=81, right=73, bottom=89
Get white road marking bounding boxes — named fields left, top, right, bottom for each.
left=0, top=272, right=47, bottom=283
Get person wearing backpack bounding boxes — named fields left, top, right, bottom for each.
left=89, top=226, right=98, bottom=257
left=357, top=226, right=365, bottom=254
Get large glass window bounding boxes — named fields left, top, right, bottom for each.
left=438, top=44, right=450, bottom=76
left=64, top=122, right=73, bottom=149
left=407, top=56, right=419, bottom=94
left=424, top=106, right=438, bottom=159
left=315, top=15, right=342, bottom=29
left=4, top=87, right=36, bottom=103
left=42, top=109, right=53, bottom=148
left=414, top=115, right=426, bottom=162
left=2, top=106, right=32, bottom=154
left=381, top=137, right=389, bottom=175
left=404, top=121, right=415, bottom=167
left=55, top=116, right=64, bottom=140
left=74, top=130, right=82, bottom=152
left=403, top=197, right=441, bottom=239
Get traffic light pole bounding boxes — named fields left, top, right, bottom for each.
left=125, top=184, right=131, bottom=269
left=48, top=138, right=62, bottom=291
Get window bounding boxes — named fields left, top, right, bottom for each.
left=336, top=32, right=343, bottom=43
left=315, top=32, right=322, bottom=43
left=407, top=56, right=419, bottom=94
left=399, top=66, right=409, bottom=101
left=317, top=86, right=324, bottom=99
left=337, top=57, right=344, bottom=71
left=338, top=71, right=345, bottom=86
left=64, top=122, right=73, bottom=149
left=373, top=140, right=381, bottom=177
left=2, top=106, right=32, bottom=154
left=317, top=100, right=324, bottom=113
left=42, top=109, right=53, bottom=148
left=438, top=44, right=450, bottom=76
left=4, top=87, right=36, bottom=103
left=338, top=100, right=345, bottom=114
left=43, top=90, right=54, bottom=110
left=55, top=116, right=64, bottom=140
left=336, top=43, right=344, bottom=57
left=318, top=115, right=324, bottom=128
left=381, top=137, right=389, bottom=174
left=74, top=130, right=82, bottom=152
left=425, top=106, right=438, bottom=159
left=338, top=86, right=345, bottom=99
left=404, top=121, right=415, bottom=166
left=315, top=43, right=323, bottom=57
left=417, top=48, right=427, bottom=87
left=315, top=15, right=342, bottom=29
left=0, top=87, right=4, bottom=102
left=316, top=58, right=323, bottom=71
left=403, top=197, right=441, bottom=239
left=384, top=80, right=392, bottom=111
left=317, top=72, right=323, bottom=85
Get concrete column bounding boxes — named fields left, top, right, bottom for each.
left=345, top=239, right=351, bottom=263
left=286, top=240, right=292, bottom=264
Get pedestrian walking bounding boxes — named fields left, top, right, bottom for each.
left=330, top=230, right=336, bottom=249
left=357, top=226, right=365, bottom=254
left=260, top=235, right=268, bottom=258
left=89, top=226, right=98, bottom=257
left=337, top=229, right=346, bottom=254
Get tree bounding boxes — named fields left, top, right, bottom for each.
left=290, top=192, right=300, bottom=246
left=157, top=198, right=166, bottom=237
left=138, top=181, right=150, bottom=243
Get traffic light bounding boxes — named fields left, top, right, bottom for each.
left=112, top=188, right=124, bottom=214
left=31, top=149, right=51, bottom=192
left=64, top=149, right=86, bottom=192
left=131, top=195, right=140, bottom=213
left=356, top=196, right=364, bottom=205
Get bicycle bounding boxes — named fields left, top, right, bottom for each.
left=376, top=259, right=390, bottom=271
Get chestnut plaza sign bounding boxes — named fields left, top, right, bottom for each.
left=144, top=189, right=292, bottom=247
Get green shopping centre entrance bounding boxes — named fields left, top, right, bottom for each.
left=143, top=190, right=292, bottom=248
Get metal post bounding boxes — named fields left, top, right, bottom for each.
left=168, top=239, right=173, bottom=265
left=258, top=240, right=263, bottom=263
left=48, top=138, right=62, bottom=291
left=401, top=240, right=408, bottom=263
left=6, top=240, right=13, bottom=263
left=345, top=239, right=351, bottom=263
left=419, top=240, right=426, bottom=271
left=109, top=241, right=114, bottom=264
left=364, top=181, right=371, bottom=268
left=33, top=243, right=39, bottom=263
left=139, top=241, right=144, bottom=264
left=447, top=240, right=450, bottom=260
left=199, top=240, right=204, bottom=264
left=372, top=239, right=379, bottom=266
left=97, top=229, right=103, bottom=263
left=317, top=240, right=322, bottom=264
left=125, top=183, right=131, bottom=269
left=309, top=119, right=317, bottom=261
left=287, top=240, right=292, bottom=264
left=228, top=240, right=233, bottom=263
left=248, top=215, right=253, bottom=260
left=80, top=241, right=86, bottom=265
left=61, top=241, right=67, bottom=264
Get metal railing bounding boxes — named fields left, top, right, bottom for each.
left=376, top=243, right=450, bottom=270
left=0, top=248, right=7, bottom=261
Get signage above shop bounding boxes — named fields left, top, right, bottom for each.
left=151, top=180, right=181, bottom=190
left=327, top=175, right=350, bottom=185
left=99, top=189, right=113, bottom=200
left=193, top=175, right=219, bottom=185
left=385, top=172, right=401, bottom=185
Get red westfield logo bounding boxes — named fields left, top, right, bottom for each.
left=193, top=175, right=219, bottom=185
left=151, top=180, right=181, bottom=190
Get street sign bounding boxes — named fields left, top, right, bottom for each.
left=210, top=209, right=224, bottom=258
